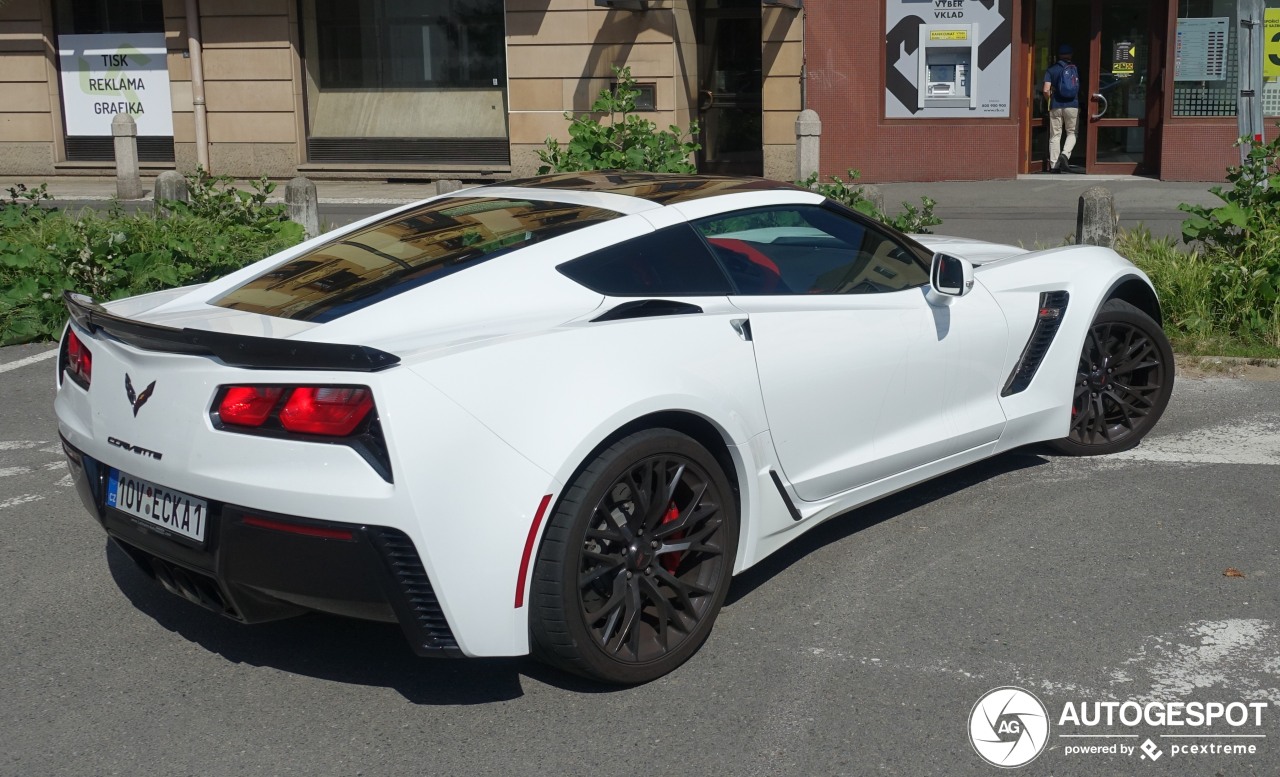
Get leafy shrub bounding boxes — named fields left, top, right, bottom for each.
left=1119, top=227, right=1280, bottom=355
left=538, top=66, right=700, bottom=174
left=0, top=171, right=303, bottom=345
left=799, top=169, right=942, bottom=234
left=1165, top=133, right=1280, bottom=353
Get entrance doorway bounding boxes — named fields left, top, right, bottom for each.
left=1028, top=0, right=1164, bottom=175
left=694, top=0, right=762, bottom=176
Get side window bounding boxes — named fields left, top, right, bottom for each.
left=557, top=224, right=733, bottom=296
left=692, top=205, right=931, bottom=295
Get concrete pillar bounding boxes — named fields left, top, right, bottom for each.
left=795, top=109, right=821, bottom=182
left=286, top=176, right=320, bottom=240
left=1076, top=186, right=1117, bottom=248
left=112, top=114, right=143, bottom=201
left=435, top=179, right=465, bottom=194
left=153, top=170, right=188, bottom=217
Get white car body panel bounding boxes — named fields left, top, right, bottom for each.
left=729, top=283, right=1009, bottom=502
left=54, top=176, right=1166, bottom=660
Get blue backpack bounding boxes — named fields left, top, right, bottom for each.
left=1055, top=62, right=1080, bottom=101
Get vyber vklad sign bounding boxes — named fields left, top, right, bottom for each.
left=57, top=33, right=173, bottom=136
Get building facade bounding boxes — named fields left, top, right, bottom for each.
left=0, top=0, right=1271, bottom=183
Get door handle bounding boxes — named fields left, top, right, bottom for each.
left=698, top=89, right=714, bottom=112
left=1091, top=93, right=1108, bottom=121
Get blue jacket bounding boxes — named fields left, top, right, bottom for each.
left=1044, top=60, right=1079, bottom=109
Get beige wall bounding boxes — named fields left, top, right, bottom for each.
left=0, top=0, right=797, bottom=181
left=506, top=0, right=701, bottom=177
left=166, top=0, right=302, bottom=176
left=0, top=0, right=303, bottom=178
left=762, top=5, right=802, bottom=182
left=0, top=1, right=57, bottom=176
left=506, top=0, right=799, bottom=180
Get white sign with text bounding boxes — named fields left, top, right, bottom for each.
left=58, top=33, right=173, bottom=136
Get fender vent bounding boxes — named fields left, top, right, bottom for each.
left=368, top=527, right=460, bottom=656
left=1002, top=291, right=1069, bottom=396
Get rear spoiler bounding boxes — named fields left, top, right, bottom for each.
left=64, top=292, right=400, bottom=372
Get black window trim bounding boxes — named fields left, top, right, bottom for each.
left=556, top=222, right=736, bottom=298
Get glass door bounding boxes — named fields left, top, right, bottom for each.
left=1086, top=0, right=1152, bottom=174
left=694, top=0, right=762, bottom=175
left=1028, top=0, right=1164, bottom=175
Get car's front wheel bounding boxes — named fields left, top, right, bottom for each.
left=529, top=429, right=737, bottom=684
left=1049, top=299, right=1174, bottom=456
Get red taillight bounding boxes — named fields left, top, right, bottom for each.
left=279, top=386, right=374, bottom=436
left=64, top=329, right=93, bottom=389
left=217, top=386, right=285, bottom=427
left=214, top=385, right=374, bottom=437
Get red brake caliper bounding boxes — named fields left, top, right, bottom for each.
left=660, top=501, right=684, bottom=575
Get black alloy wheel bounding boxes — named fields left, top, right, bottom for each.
left=1049, top=299, right=1174, bottom=456
left=529, top=429, right=737, bottom=684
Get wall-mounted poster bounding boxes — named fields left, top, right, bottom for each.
left=1174, top=17, right=1228, bottom=81
left=1113, top=40, right=1135, bottom=78
left=58, top=33, right=173, bottom=136
left=885, top=0, right=1013, bottom=118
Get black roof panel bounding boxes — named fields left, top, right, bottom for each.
left=491, top=172, right=798, bottom=206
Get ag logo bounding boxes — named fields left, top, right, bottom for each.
left=968, top=686, right=1050, bottom=768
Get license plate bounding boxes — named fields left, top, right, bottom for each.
left=107, top=469, right=208, bottom=543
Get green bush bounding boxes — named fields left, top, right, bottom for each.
left=1162, top=132, right=1280, bottom=354
left=0, top=170, right=304, bottom=345
left=538, top=66, right=700, bottom=174
left=798, top=169, right=942, bottom=234
left=1119, top=227, right=1280, bottom=355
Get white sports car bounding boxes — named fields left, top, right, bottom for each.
left=55, top=172, right=1173, bottom=683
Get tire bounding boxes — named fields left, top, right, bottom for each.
left=1048, top=299, right=1174, bottom=456
left=529, top=429, right=738, bottom=684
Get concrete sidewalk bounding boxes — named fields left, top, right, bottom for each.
left=4, top=172, right=1220, bottom=248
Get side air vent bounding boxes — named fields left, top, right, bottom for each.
left=1002, top=291, right=1070, bottom=396
left=367, top=527, right=461, bottom=656
left=592, top=299, right=704, bottom=322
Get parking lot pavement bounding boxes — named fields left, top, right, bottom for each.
left=3, top=345, right=1277, bottom=776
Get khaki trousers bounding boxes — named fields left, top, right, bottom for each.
left=1048, top=107, right=1079, bottom=165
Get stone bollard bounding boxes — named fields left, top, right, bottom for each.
left=286, top=176, right=320, bottom=240
left=1076, top=186, right=1117, bottom=248
left=153, top=170, right=188, bottom=217
left=435, top=179, right=465, bottom=194
left=795, top=109, right=821, bottom=182
left=858, top=184, right=885, bottom=215
left=112, top=113, right=143, bottom=200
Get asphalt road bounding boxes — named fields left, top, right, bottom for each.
left=2, top=343, right=1278, bottom=776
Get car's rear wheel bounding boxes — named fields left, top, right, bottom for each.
left=529, top=429, right=737, bottom=684
left=1048, top=299, right=1174, bottom=456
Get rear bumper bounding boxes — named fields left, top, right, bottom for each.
left=63, top=437, right=460, bottom=657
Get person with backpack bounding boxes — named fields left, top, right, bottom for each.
left=1042, top=43, right=1080, bottom=173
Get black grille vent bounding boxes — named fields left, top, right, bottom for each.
left=116, top=540, right=240, bottom=620
left=1003, top=291, right=1070, bottom=396
left=307, top=137, right=510, bottom=166
left=65, top=135, right=176, bottom=162
left=368, top=526, right=460, bottom=655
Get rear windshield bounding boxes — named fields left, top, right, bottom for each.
left=212, top=197, right=621, bottom=322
